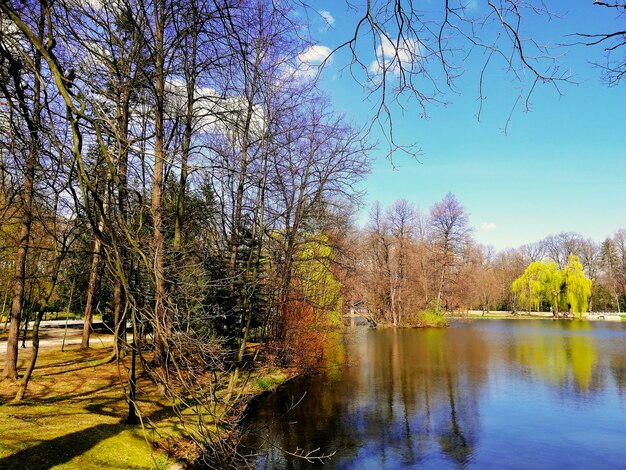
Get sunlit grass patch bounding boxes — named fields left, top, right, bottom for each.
left=0, top=345, right=177, bottom=469
left=0, top=337, right=300, bottom=469
left=253, top=374, right=284, bottom=392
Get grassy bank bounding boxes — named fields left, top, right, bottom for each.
left=360, top=308, right=449, bottom=329
left=0, top=339, right=293, bottom=469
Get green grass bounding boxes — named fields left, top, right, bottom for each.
left=253, top=373, right=285, bottom=392
left=0, top=342, right=293, bottom=469
left=456, top=314, right=537, bottom=320
left=0, top=412, right=172, bottom=470
left=0, top=345, right=177, bottom=470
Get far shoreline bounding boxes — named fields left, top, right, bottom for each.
left=449, top=311, right=625, bottom=322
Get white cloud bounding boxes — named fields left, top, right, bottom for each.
left=319, top=10, right=335, bottom=28
left=481, top=222, right=497, bottom=231
left=160, top=79, right=267, bottom=139
left=296, top=45, right=333, bottom=78
left=299, top=45, right=332, bottom=64
left=369, top=36, right=421, bottom=77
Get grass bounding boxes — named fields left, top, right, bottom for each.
left=0, top=336, right=294, bottom=469
left=251, top=369, right=289, bottom=393
left=0, top=345, right=178, bottom=470
left=452, top=312, right=626, bottom=322
left=455, top=314, right=536, bottom=320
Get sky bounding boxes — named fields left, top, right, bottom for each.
left=298, top=1, right=626, bottom=251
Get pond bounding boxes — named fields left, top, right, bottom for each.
left=242, top=320, right=626, bottom=469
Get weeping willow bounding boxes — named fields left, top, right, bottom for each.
left=561, top=255, right=593, bottom=316
left=512, top=261, right=561, bottom=313
left=512, top=255, right=592, bottom=317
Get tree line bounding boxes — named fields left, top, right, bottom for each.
left=346, top=195, right=625, bottom=325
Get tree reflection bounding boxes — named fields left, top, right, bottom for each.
left=508, top=320, right=606, bottom=393
left=243, top=321, right=626, bottom=469
left=610, top=355, right=626, bottom=395
left=567, top=322, right=598, bottom=392
left=243, top=327, right=486, bottom=468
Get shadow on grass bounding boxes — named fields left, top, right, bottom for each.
left=0, top=422, right=123, bottom=470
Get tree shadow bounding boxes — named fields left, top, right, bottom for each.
left=0, top=422, right=124, bottom=470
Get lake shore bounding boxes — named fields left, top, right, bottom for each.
left=450, top=310, right=625, bottom=322
left=0, top=336, right=296, bottom=469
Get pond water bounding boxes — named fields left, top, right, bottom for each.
left=242, top=320, right=626, bottom=469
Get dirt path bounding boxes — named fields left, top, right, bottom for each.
left=0, top=326, right=117, bottom=354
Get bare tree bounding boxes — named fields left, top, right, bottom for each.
left=0, top=5, right=44, bottom=379
left=572, top=1, right=626, bottom=85
left=519, top=242, right=546, bottom=263
left=541, top=232, right=584, bottom=269
left=365, top=201, right=393, bottom=324
left=429, top=193, right=471, bottom=310
left=266, top=97, right=370, bottom=351
left=385, top=199, right=419, bottom=325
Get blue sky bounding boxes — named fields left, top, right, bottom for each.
left=302, top=1, right=626, bottom=250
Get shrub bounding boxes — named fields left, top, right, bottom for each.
left=411, top=307, right=447, bottom=328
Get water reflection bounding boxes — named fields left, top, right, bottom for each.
left=508, top=320, right=626, bottom=396
left=243, top=320, right=626, bottom=469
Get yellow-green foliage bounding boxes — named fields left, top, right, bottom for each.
left=512, top=261, right=561, bottom=312
left=294, top=234, right=342, bottom=326
left=512, top=255, right=592, bottom=314
left=513, top=320, right=597, bottom=392
left=410, top=307, right=447, bottom=327
left=561, top=255, right=593, bottom=315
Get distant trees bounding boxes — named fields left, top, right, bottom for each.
left=600, top=231, right=626, bottom=312
left=359, top=193, right=470, bottom=325
left=363, top=200, right=423, bottom=326
left=354, top=195, right=620, bottom=324
left=465, top=246, right=501, bottom=314
left=512, top=261, right=563, bottom=314
left=562, top=256, right=593, bottom=315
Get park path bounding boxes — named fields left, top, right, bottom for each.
left=0, top=321, right=116, bottom=354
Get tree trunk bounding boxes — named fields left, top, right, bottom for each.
left=111, top=83, right=132, bottom=357
left=173, top=29, right=196, bottom=253
left=126, top=329, right=139, bottom=424
left=237, top=165, right=267, bottom=362
left=436, top=263, right=447, bottom=310
left=2, top=13, right=41, bottom=379
left=153, top=0, right=169, bottom=365
left=14, top=310, right=44, bottom=401
left=4, top=240, right=29, bottom=380
left=81, top=233, right=103, bottom=349
left=113, top=278, right=127, bottom=356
